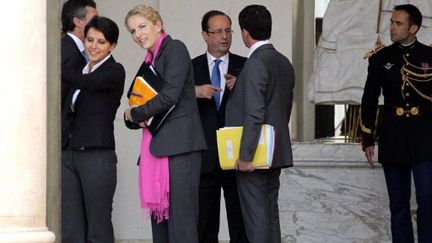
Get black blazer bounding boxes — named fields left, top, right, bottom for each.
left=192, top=53, right=246, bottom=173
left=62, top=56, right=125, bottom=149
left=61, top=34, right=86, bottom=107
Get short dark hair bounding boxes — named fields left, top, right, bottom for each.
left=394, top=4, right=422, bottom=28
left=84, top=16, right=119, bottom=44
left=238, top=5, right=271, bottom=40
left=201, top=10, right=232, bottom=32
left=61, top=0, right=97, bottom=33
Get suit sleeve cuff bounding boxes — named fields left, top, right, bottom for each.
left=130, top=107, right=140, bottom=123
left=360, top=132, right=374, bottom=151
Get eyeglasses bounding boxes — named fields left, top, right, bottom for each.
left=207, top=29, right=234, bottom=35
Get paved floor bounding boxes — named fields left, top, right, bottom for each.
left=114, top=144, right=420, bottom=242
left=115, top=166, right=399, bottom=242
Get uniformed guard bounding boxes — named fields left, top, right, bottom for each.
left=360, top=4, right=432, bottom=243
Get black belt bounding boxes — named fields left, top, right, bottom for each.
left=385, top=106, right=432, bottom=118
left=395, top=106, right=419, bottom=116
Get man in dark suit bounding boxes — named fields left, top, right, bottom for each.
left=192, top=10, right=248, bottom=243
left=360, top=4, right=432, bottom=242
left=61, top=0, right=97, bottom=109
left=225, top=5, right=295, bottom=243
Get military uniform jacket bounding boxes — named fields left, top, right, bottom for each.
left=361, top=40, right=432, bottom=164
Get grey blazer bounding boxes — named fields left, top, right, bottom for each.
left=130, top=36, right=206, bottom=157
left=225, top=44, right=295, bottom=168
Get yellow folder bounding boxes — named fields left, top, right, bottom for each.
left=216, top=124, right=275, bottom=170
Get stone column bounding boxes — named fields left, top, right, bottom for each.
left=0, top=0, right=55, bottom=242
left=46, top=0, right=61, bottom=241
left=292, top=0, right=316, bottom=141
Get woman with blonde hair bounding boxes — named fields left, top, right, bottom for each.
left=124, top=5, right=206, bottom=243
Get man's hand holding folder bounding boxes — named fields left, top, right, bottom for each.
left=216, top=124, right=275, bottom=170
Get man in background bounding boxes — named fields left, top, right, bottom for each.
left=61, top=0, right=97, bottom=107
left=193, top=10, right=248, bottom=243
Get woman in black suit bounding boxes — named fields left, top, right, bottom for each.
left=61, top=16, right=125, bottom=243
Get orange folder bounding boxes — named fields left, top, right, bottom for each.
left=129, top=76, right=158, bottom=107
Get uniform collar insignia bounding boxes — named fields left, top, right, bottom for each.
left=383, top=62, right=394, bottom=70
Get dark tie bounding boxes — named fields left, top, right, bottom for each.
left=211, top=59, right=221, bottom=109
left=81, top=50, right=89, bottom=63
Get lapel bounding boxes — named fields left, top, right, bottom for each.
left=220, top=52, right=244, bottom=110
left=220, top=53, right=234, bottom=106
left=154, top=35, right=171, bottom=64
left=64, top=34, right=86, bottom=64
left=152, top=35, right=172, bottom=81
left=227, top=52, right=242, bottom=76
left=198, top=54, right=211, bottom=85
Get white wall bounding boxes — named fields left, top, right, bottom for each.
left=97, top=0, right=294, bottom=240
left=160, top=0, right=293, bottom=59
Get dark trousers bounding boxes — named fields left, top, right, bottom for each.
left=236, top=169, right=281, bottom=243
left=198, top=169, right=248, bottom=243
left=383, top=161, right=432, bottom=243
left=61, top=149, right=117, bottom=243
left=151, top=151, right=201, bottom=243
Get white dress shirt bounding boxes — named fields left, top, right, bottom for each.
left=67, top=32, right=85, bottom=53
left=248, top=40, right=271, bottom=58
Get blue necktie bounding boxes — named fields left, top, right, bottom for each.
left=82, top=50, right=89, bottom=63
left=211, top=59, right=221, bottom=109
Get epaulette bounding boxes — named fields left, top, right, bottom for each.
left=363, top=36, right=386, bottom=59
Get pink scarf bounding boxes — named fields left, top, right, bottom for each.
left=138, top=32, right=169, bottom=223
left=145, top=32, right=167, bottom=65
